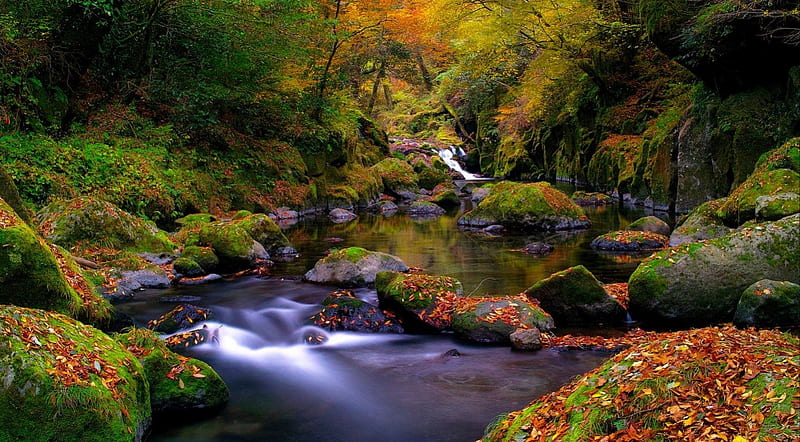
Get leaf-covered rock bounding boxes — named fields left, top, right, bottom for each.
left=371, top=158, right=419, bottom=199
left=734, top=279, right=800, bottom=327
left=458, top=181, right=589, bottom=231
left=525, top=265, right=626, bottom=325
left=571, top=191, right=614, bottom=206
left=37, top=197, right=176, bottom=253
left=626, top=215, right=671, bottom=236
left=304, top=247, right=408, bottom=288
left=590, top=230, right=669, bottom=252
left=179, top=246, right=219, bottom=273
left=197, top=221, right=269, bottom=271
left=451, top=295, right=554, bottom=344
left=629, top=214, right=800, bottom=326
left=310, top=289, right=403, bottom=333
left=118, top=328, right=228, bottom=418
left=407, top=200, right=445, bottom=217
left=376, top=271, right=463, bottom=331
left=0, top=306, right=151, bottom=441
left=147, top=304, right=214, bottom=334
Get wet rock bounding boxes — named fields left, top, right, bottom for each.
left=483, top=225, right=505, bottom=234
left=471, top=186, right=492, bottom=204
left=310, top=289, right=403, bottom=333
left=329, top=208, right=357, bottom=223
left=179, top=246, right=219, bottom=273
left=371, top=158, right=419, bottom=198
left=366, top=200, right=399, bottom=215
left=274, top=207, right=299, bottom=219
left=430, top=189, right=460, bottom=208
left=755, top=192, right=800, bottom=221
left=173, top=257, right=205, bottom=277
left=301, top=328, right=329, bottom=345
left=138, top=252, right=176, bottom=266
left=510, top=328, right=543, bottom=351
left=197, top=221, right=270, bottom=271
left=376, top=271, right=463, bottom=331
left=271, top=246, right=299, bottom=262
left=160, top=295, right=203, bottom=303
left=407, top=201, right=445, bottom=217
left=519, top=242, right=554, bottom=256
left=164, top=327, right=212, bottom=351
left=451, top=295, right=554, bottom=344
left=441, top=348, right=462, bottom=358
left=734, top=279, right=800, bottom=327
left=121, top=269, right=171, bottom=289
left=526, top=265, right=626, bottom=325
left=629, top=214, right=800, bottom=326
left=590, top=230, right=669, bottom=252
left=626, top=216, right=671, bottom=236
left=178, top=273, right=223, bottom=286
left=571, top=191, right=614, bottom=206
left=234, top=213, right=292, bottom=253
left=670, top=199, right=733, bottom=246
left=148, top=304, right=214, bottom=334
left=304, top=247, right=409, bottom=288
left=458, top=182, right=590, bottom=231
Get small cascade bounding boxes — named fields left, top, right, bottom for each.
left=437, top=146, right=485, bottom=180
left=623, top=310, right=637, bottom=325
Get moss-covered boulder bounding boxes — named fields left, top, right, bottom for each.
left=590, top=230, right=670, bottom=252
left=173, top=258, right=204, bottom=277
left=627, top=216, right=671, bottom=236
left=571, top=191, right=614, bottom=206
left=118, top=329, right=228, bottom=417
left=310, top=289, right=404, bottom=333
left=0, top=198, right=112, bottom=323
left=233, top=213, right=291, bottom=253
left=629, top=214, right=800, bottom=326
left=376, top=271, right=463, bottom=331
left=147, top=304, right=214, bottom=334
left=430, top=189, right=460, bottom=208
left=756, top=192, right=800, bottom=221
left=197, top=222, right=268, bottom=271
left=407, top=200, right=445, bottom=217
left=371, top=158, right=419, bottom=199
left=670, top=199, right=733, bottom=246
left=483, top=327, right=800, bottom=441
left=525, top=265, right=626, bottom=325
left=366, top=200, right=398, bottom=215
left=734, top=279, right=800, bottom=328
left=418, top=167, right=453, bottom=190
left=458, top=182, right=590, bottom=231
left=304, top=247, right=409, bottom=288
left=37, top=197, right=176, bottom=253
left=179, top=246, right=219, bottom=273
left=451, top=295, right=554, bottom=344
left=175, top=213, right=216, bottom=228
left=0, top=306, right=151, bottom=441
left=718, top=168, right=800, bottom=226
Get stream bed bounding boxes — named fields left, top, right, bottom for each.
left=117, top=189, right=662, bottom=441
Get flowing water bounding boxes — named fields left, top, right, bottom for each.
left=117, top=188, right=664, bottom=441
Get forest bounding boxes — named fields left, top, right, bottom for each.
left=0, top=0, right=799, bottom=440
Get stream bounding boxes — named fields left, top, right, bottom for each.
left=117, top=186, right=663, bottom=441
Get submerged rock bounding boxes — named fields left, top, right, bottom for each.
left=518, top=242, right=554, bottom=256
left=734, top=279, right=800, bottom=327
left=451, top=295, right=554, bottom=344
left=629, top=214, right=800, bottom=326
left=0, top=306, right=151, bottom=441
left=458, top=181, right=589, bottom=231
left=407, top=200, right=445, bottom=217
left=304, top=247, right=409, bottom=287
left=525, top=265, right=626, bottom=325
left=148, top=304, right=214, bottom=334
left=590, top=230, right=669, bottom=252
left=310, top=289, right=403, bottom=333
left=329, top=208, right=357, bottom=223
left=366, top=200, right=398, bottom=215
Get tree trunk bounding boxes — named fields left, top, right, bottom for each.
left=415, top=52, right=433, bottom=91
left=367, top=62, right=386, bottom=115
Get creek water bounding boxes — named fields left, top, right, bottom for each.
left=117, top=187, right=661, bottom=441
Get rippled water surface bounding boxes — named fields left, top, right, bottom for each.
left=118, top=191, right=662, bottom=441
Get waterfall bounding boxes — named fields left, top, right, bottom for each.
left=437, top=146, right=484, bottom=180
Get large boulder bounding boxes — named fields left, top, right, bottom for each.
left=233, top=213, right=292, bottom=253
left=756, top=192, right=800, bottom=221
left=734, top=279, right=800, bottom=327
left=179, top=246, right=219, bottom=274
left=670, top=199, right=733, bottom=246
left=117, top=329, right=228, bottom=417
left=590, top=230, right=669, bottom=252
left=371, top=158, right=419, bottom=199
left=376, top=271, right=463, bottom=331
left=407, top=201, right=445, bottom=217
left=0, top=198, right=112, bottom=323
left=629, top=214, right=800, bottom=326
left=310, top=289, right=404, bottom=333
left=304, top=247, right=408, bottom=288
left=0, top=306, right=151, bottom=441
left=525, top=265, right=626, bottom=325
left=627, top=216, right=671, bottom=236
left=458, top=181, right=590, bottom=231
left=197, top=221, right=269, bottom=271
left=451, top=295, right=554, bottom=344
left=37, top=197, right=176, bottom=253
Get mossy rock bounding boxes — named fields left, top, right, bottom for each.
left=147, top=304, right=214, bottom=334
left=197, top=222, right=268, bottom=271
left=179, top=246, right=219, bottom=273
left=458, top=181, right=589, bottom=231
left=233, top=213, right=291, bottom=253
left=0, top=306, right=151, bottom=441
left=525, top=265, right=626, bottom=325
left=173, top=257, right=204, bottom=277
left=571, top=191, right=614, bottom=206
left=407, top=200, right=445, bottom=217
left=371, top=158, right=419, bottom=197
left=734, top=279, right=800, bottom=327
left=718, top=168, right=800, bottom=226
left=310, top=289, right=404, bottom=333
left=0, top=198, right=111, bottom=324
left=629, top=214, right=800, bottom=326
left=175, top=213, right=217, bottom=228
left=376, top=271, right=463, bottom=331
left=304, top=247, right=409, bottom=288
left=37, top=197, right=176, bottom=253
left=418, top=167, right=452, bottom=190
left=755, top=192, right=800, bottom=221
left=451, top=295, right=554, bottom=344
left=627, top=216, right=671, bottom=236
left=590, top=230, right=669, bottom=252
left=231, top=210, right=252, bottom=220
left=670, top=199, right=732, bottom=246
left=430, top=189, right=460, bottom=208
left=117, top=328, right=228, bottom=417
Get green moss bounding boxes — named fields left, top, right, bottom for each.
left=376, top=271, right=463, bottom=310
left=197, top=221, right=259, bottom=269
left=0, top=306, right=151, bottom=441
left=233, top=214, right=290, bottom=252
left=418, top=167, right=452, bottom=190
left=719, top=168, right=800, bottom=225
left=173, top=257, right=204, bottom=277
left=175, top=213, right=216, bottom=228
left=231, top=210, right=252, bottom=220
left=333, top=247, right=370, bottom=264
left=371, top=158, right=419, bottom=194
left=179, top=246, right=219, bottom=272
left=116, top=329, right=228, bottom=417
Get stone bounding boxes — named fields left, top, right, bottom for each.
left=197, top=222, right=269, bottom=271
left=310, top=289, right=403, bottom=333
left=670, top=199, right=732, bottom=246
left=755, top=192, right=800, bottom=221
left=525, top=265, right=626, bottom=325
left=376, top=271, right=463, bottom=332
left=519, top=242, right=554, bottom=255
left=571, top=191, right=614, bottom=206
left=407, top=200, right=445, bottom=217
left=734, top=279, right=800, bottom=327
left=147, top=304, right=214, bottom=334
left=304, top=247, right=409, bottom=288
left=510, top=328, right=543, bottom=351
left=179, top=246, right=219, bottom=273
left=590, top=230, right=669, bottom=252
left=233, top=213, right=292, bottom=253
left=626, top=216, right=671, bottom=236
left=366, top=200, right=398, bottom=215
left=329, top=208, right=357, bottom=223
left=451, top=295, right=554, bottom=344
